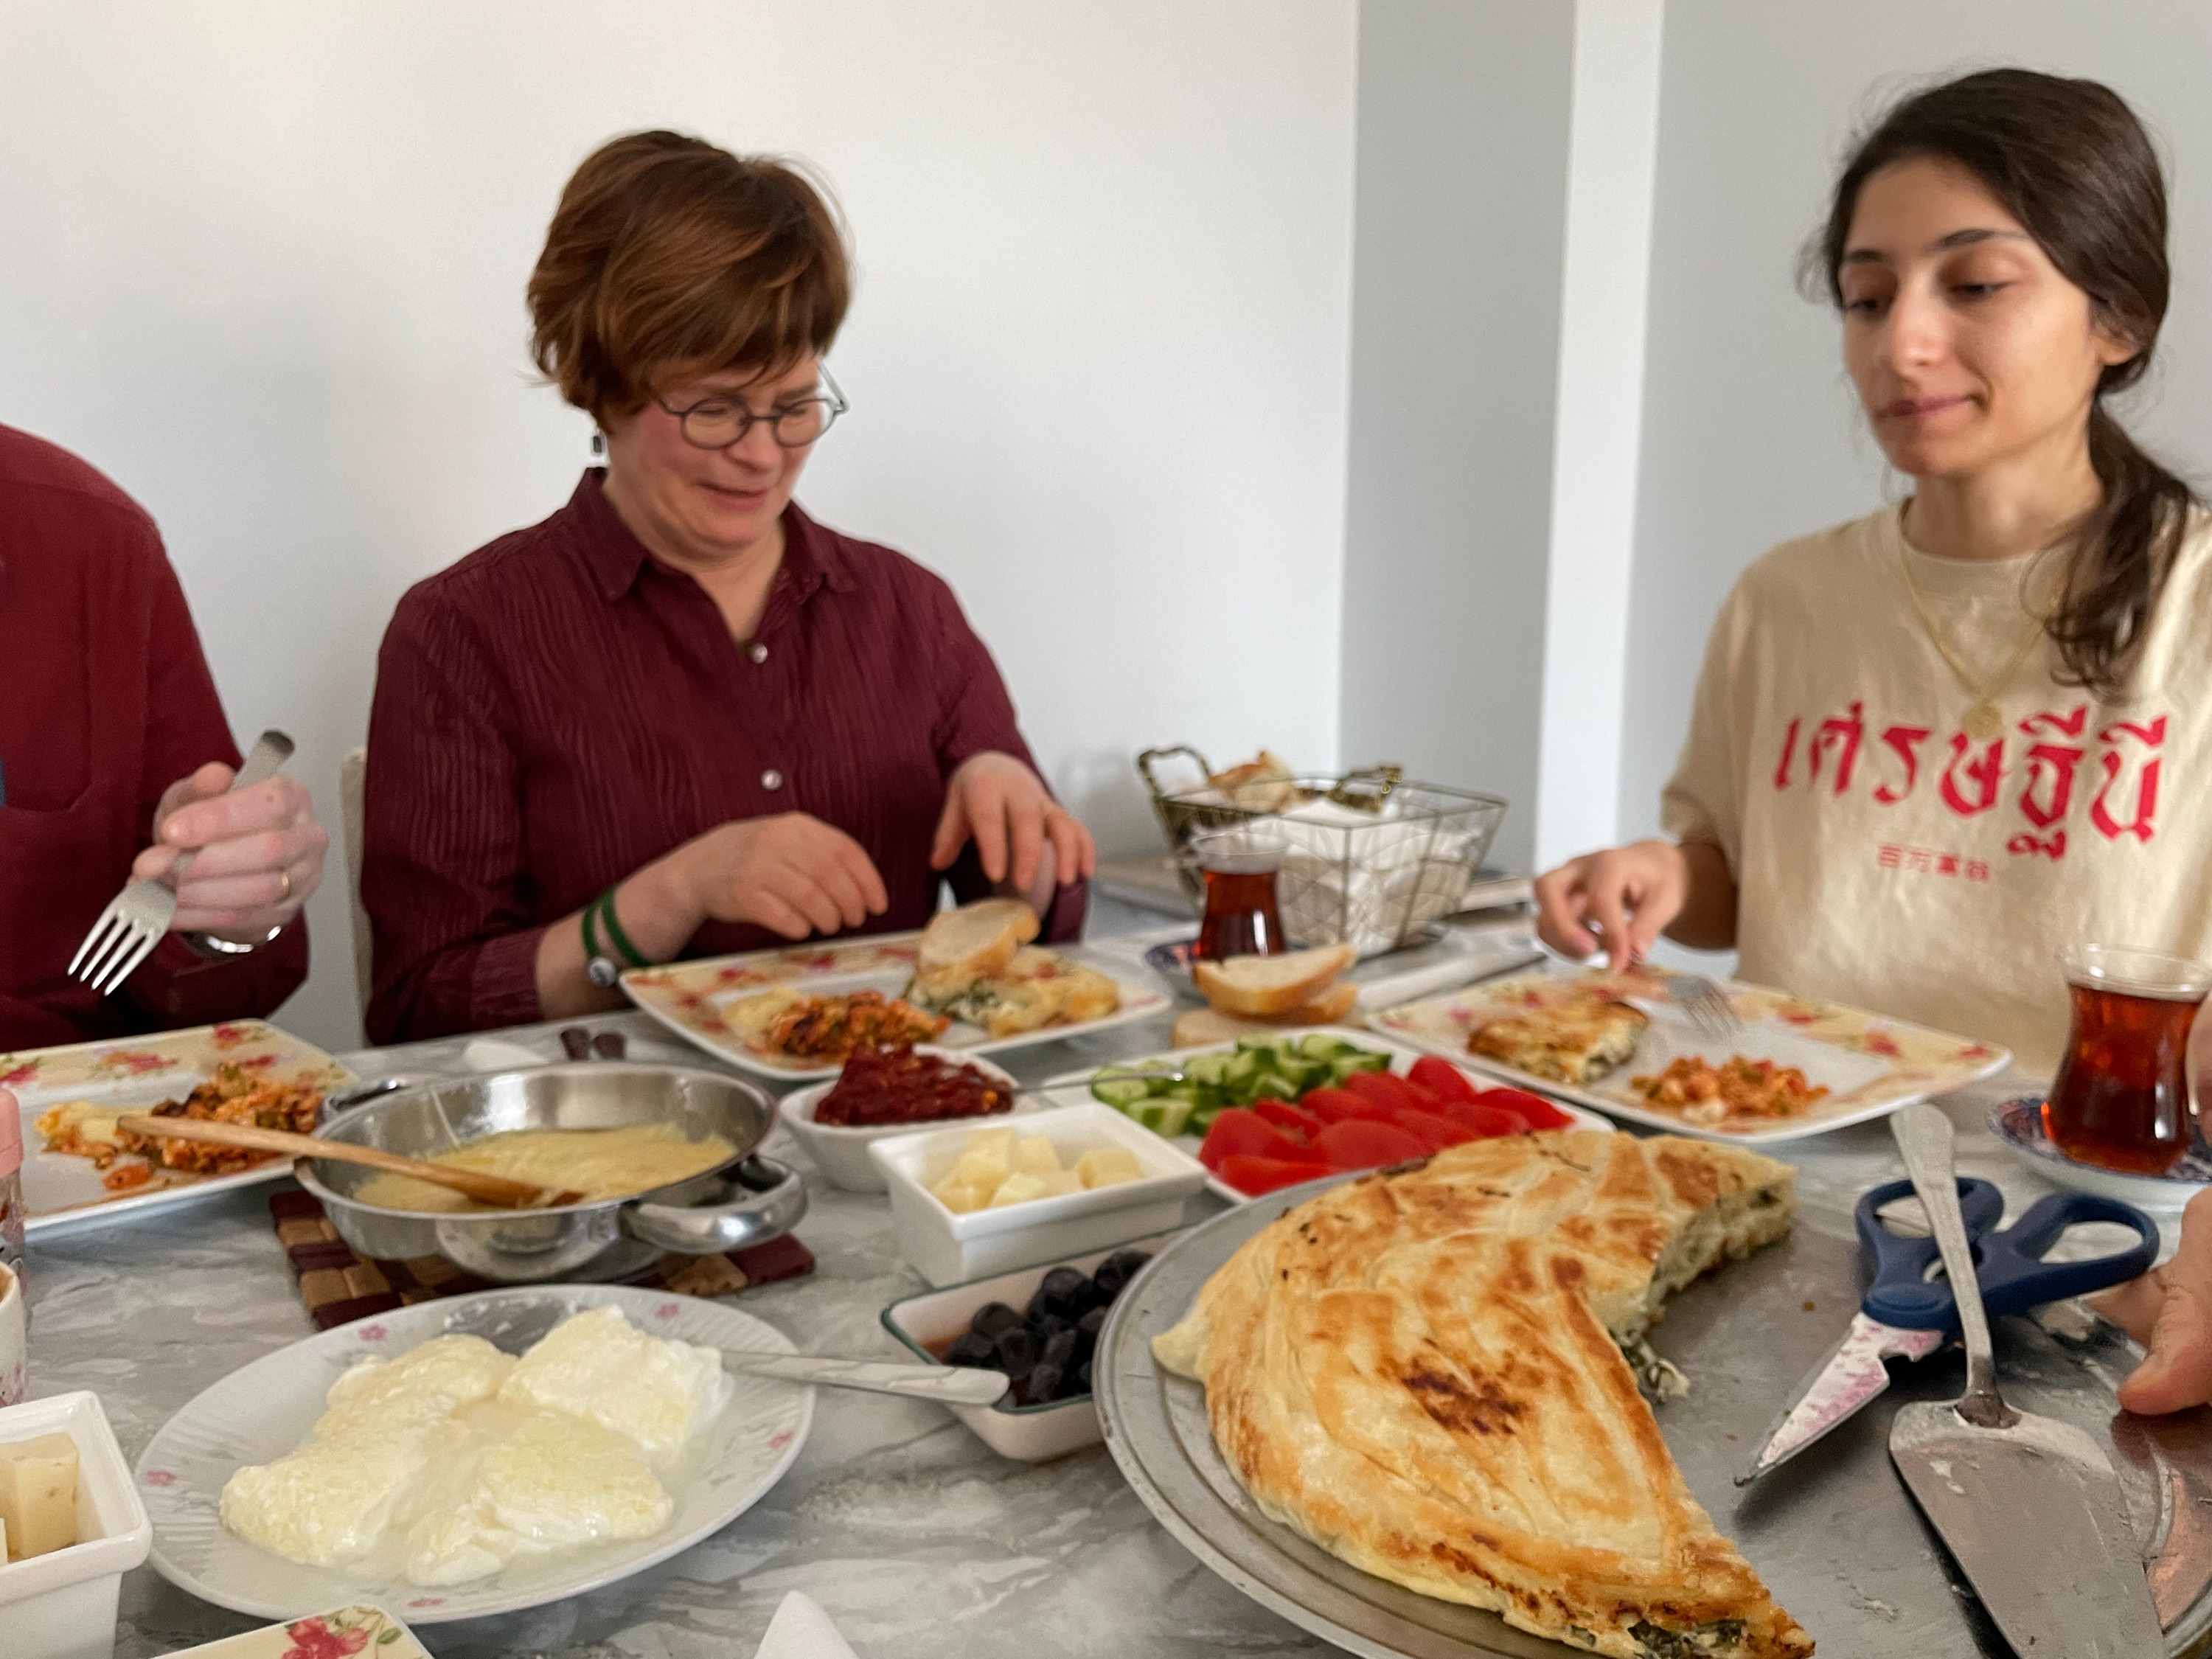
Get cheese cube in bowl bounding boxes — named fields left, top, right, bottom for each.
left=867, top=1103, right=1207, bottom=1286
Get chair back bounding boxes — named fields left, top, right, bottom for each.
left=339, top=746, right=372, bottom=1020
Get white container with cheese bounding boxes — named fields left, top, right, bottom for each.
left=868, top=1102, right=1206, bottom=1286
left=0, top=1391, right=151, bottom=1659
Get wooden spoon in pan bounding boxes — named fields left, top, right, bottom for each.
left=115, top=1114, right=585, bottom=1210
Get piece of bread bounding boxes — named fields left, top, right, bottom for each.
left=1193, top=944, right=1357, bottom=1018
left=1153, top=1132, right=1809, bottom=1659
left=912, top=899, right=1040, bottom=1001
left=1169, top=987, right=1363, bottom=1049
left=1208, top=748, right=1301, bottom=812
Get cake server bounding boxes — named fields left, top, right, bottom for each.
left=1739, top=1171, right=2154, bottom=1484
left=720, top=1351, right=1010, bottom=1405
left=1887, top=1102, right=2162, bottom=1658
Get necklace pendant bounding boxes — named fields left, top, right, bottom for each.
left=1964, top=700, right=2004, bottom=742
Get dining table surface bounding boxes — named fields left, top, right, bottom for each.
left=20, top=896, right=2147, bottom=1659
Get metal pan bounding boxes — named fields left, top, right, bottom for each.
left=1096, top=1174, right=2212, bottom=1658
left=301, top=1062, right=805, bottom=1283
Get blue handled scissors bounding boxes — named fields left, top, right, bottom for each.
left=1739, top=1176, right=2157, bottom=1485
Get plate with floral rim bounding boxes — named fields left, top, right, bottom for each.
left=1373, top=965, right=2010, bottom=1144
left=4, top=1020, right=353, bottom=1237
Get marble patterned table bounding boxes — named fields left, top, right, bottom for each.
left=20, top=905, right=2124, bottom=1659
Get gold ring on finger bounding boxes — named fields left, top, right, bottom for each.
left=276, top=868, right=293, bottom=903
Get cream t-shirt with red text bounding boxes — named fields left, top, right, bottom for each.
left=1662, top=501, right=2212, bottom=1073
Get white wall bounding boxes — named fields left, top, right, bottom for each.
left=0, top=0, right=1358, bottom=1049
left=1338, top=0, right=1575, bottom=877
left=1615, top=0, right=2212, bottom=844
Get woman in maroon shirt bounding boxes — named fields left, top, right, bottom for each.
left=363, top=132, right=1095, bottom=1042
left=0, top=425, right=330, bottom=1051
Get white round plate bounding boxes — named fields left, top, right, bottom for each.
left=135, top=1284, right=813, bottom=1624
left=1988, top=1094, right=2212, bottom=1210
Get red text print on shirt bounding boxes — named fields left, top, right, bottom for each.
left=1773, top=702, right=2168, bottom=860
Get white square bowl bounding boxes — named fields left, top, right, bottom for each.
left=779, top=1048, right=1031, bottom=1192
left=867, top=1102, right=1207, bottom=1286
left=0, top=1391, right=152, bottom=1659
left=878, top=1234, right=1180, bottom=1461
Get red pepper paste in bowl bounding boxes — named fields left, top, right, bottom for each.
left=815, top=1043, right=1014, bottom=1127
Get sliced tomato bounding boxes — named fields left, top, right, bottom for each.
left=1312, top=1118, right=1429, bottom=1172
left=1252, top=1098, right=1321, bottom=1139
left=1408, top=1055, right=1481, bottom=1102
left=1440, top=1098, right=1532, bottom=1138
left=1344, top=1071, right=1427, bottom=1114
left=1216, top=1153, right=1332, bottom=1197
left=1396, top=1107, right=1478, bottom=1150
left=1303, top=1086, right=1395, bottom=1124
left=1197, top=1109, right=1304, bottom=1172
left=1480, top=1087, right=1575, bottom=1130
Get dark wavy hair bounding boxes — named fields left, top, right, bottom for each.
left=1809, top=68, right=2197, bottom=700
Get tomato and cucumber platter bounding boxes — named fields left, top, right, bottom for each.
left=1034, top=1027, right=1613, bottom=1202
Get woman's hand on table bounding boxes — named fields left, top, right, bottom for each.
left=131, top=763, right=328, bottom=940
left=2092, top=1188, right=2212, bottom=1414
left=673, top=813, right=891, bottom=939
left=931, top=751, right=1096, bottom=911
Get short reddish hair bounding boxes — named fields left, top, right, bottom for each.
left=528, top=131, right=849, bottom=421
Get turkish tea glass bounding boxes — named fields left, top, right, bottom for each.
left=2044, top=944, right=2212, bottom=1175
left=1189, top=826, right=1290, bottom=963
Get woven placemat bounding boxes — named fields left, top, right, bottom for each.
left=270, top=1191, right=815, bottom=1330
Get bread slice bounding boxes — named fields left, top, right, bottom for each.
left=1194, top=944, right=1357, bottom=1018
left=1210, top=749, right=1301, bottom=812
left=912, top=899, right=1040, bottom=1001
left=1169, top=987, right=1363, bottom=1049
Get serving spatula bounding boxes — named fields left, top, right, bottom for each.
left=1887, top=1102, right=2161, bottom=1658
left=114, top=1113, right=585, bottom=1209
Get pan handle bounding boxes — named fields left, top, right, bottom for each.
left=622, top=1154, right=808, bottom=1256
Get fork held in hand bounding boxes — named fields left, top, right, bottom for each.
left=67, top=731, right=296, bottom=998
left=1667, top=972, right=1745, bottom=1044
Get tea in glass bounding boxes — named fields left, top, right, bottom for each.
left=1190, top=827, right=1289, bottom=962
left=2044, top=944, right=2212, bottom=1175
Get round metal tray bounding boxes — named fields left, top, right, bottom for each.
left=1095, top=1175, right=2212, bottom=1658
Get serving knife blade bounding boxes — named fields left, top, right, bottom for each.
left=1739, top=1310, right=1944, bottom=1484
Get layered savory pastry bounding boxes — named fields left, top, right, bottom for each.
left=1153, top=1130, right=1811, bottom=1658
left=902, top=900, right=1121, bottom=1038
left=1469, top=992, right=1648, bottom=1084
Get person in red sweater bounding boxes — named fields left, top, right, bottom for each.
left=0, top=425, right=330, bottom=1052
left=363, top=133, right=1094, bottom=1041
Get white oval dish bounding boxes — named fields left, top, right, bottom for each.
left=780, top=1046, right=1028, bottom=1192
left=867, top=1102, right=1208, bottom=1287
left=1988, top=1094, right=2212, bottom=1210
left=134, top=1284, right=813, bottom=1624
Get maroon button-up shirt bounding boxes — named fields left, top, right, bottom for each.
left=0, top=425, right=309, bottom=1051
left=363, top=470, right=1083, bottom=1042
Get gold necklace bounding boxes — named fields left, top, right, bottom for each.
left=1896, top=544, right=2050, bottom=741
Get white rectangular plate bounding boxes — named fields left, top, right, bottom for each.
left=620, top=933, right=1170, bottom=1082
left=4, top=1022, right=352, bottom=1237
left=1032, top=1025, right=1612, bottom=1202
left=1372, top=966, right=2011, bottom=1143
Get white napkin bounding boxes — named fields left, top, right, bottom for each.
left=1270, top=799, right=1475, bottom=956
left=754, top=1591, right=860, bottom=1659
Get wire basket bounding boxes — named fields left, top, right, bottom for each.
left=1135, top=748, right=1509, bottom=957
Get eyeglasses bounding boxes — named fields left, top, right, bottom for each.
left=655, top=368, right=849, bottom=451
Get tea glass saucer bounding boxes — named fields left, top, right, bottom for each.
left=1988, top=1095, right=2212, bottom=1209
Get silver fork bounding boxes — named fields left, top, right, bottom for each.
left=68, top=731, right=295, bottom=997
left=1666, top=971, right=1745, bottom=1044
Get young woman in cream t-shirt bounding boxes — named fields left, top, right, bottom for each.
left=1536, top=72, right=2212, bottom=1412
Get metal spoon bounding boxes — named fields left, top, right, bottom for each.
left=722, top=1351, right=1009, bottom=1405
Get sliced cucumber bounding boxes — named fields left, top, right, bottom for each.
left=1091, top=1076, right=1155, bottom=1108
left=1150, top=1096, right=1197, bottom=1138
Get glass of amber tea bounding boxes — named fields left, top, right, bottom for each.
left=1189, top=827, right=1290, bottom=962
left=2044, top=944, right=2212, bottom=1175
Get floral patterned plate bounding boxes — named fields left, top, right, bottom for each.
left=137, top=1284, right=813, bottom=1624
left=623, top=931, right=1172, bottom=1082
left=163, top=1604, right=427, bottom=1658
left=4, top=1020, right=354, bottom=1237
left=1373, top=967, right=2011, bottom=1144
